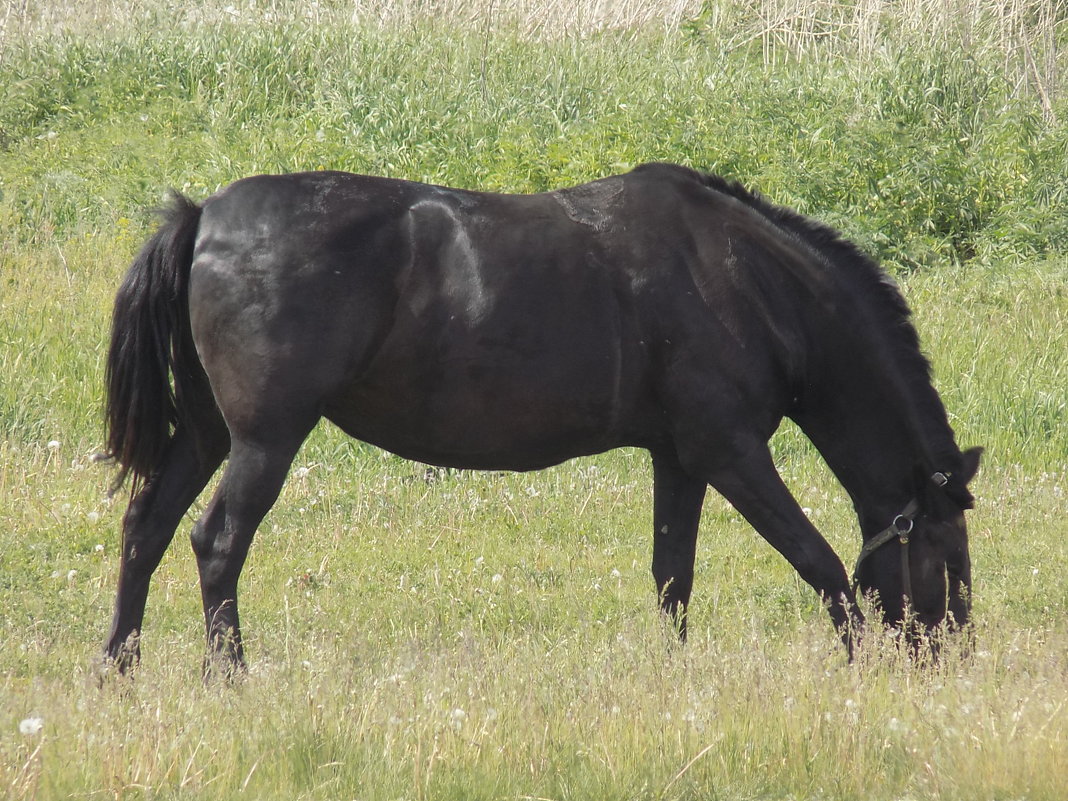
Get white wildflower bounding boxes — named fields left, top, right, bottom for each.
left=19, top=717, right=43, bottom=736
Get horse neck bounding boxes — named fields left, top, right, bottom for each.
left=789, top=313, right=937, bottom=535
left=691, top=169, right=956, bottom=529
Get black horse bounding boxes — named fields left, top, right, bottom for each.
left=103, top=163, right=980, bottom=672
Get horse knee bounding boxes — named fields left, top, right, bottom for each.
left=191, top=512, right=253, bottom=596
left=120, top=485, right=154, bottom=538
left=189, top=516, right=232, bottom=580
left=119, top=490, right=175, bottom=568
left=189, top=516, right=213, bottom=559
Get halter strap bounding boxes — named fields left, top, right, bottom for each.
left=851, top=498, right=921, bottom=605
left=850, top=471, right=950, bottom=608
left=852, top=499, right=918, bottom=577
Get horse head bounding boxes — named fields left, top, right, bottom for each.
left=853, top=446, right=982, bottom=649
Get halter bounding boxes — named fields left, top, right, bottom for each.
left=851, top=472, right=950, bottom=606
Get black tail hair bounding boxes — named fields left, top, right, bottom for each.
left=104, top=193, right=203, bottom=492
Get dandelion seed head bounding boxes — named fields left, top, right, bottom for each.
left=19, top=717, right=43, bottom=736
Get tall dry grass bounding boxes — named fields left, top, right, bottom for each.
left=698, top=0, right=1063, bottom=116
left=3, top=0, right=1061, bottom=110
left=1, top=0, right=704, bottom=43
left=2, top=0, right=1061, bottom=116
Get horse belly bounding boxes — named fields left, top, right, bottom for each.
left=323, top=308, right=642, bottom=470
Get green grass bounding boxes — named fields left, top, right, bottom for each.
left=1, top=2, right=1065, bottom=267
left=1, top=1, right=1067, bottom=798
left=3, top=413, right=1068, bottom=799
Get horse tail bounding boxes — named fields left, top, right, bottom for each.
left=105, top=193, right=204, bottom=493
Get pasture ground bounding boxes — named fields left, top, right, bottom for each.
left=2, top=2, right=1067, bottom=798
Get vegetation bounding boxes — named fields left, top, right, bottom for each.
left=1, top=1, right=1066, bottom=798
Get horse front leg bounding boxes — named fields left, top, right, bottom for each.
left=703, top=443, right=865, bottom=657
left=650, top=450, right=708, bottom=640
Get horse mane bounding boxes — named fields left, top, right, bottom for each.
left=678, top=166, right=963, bottom=470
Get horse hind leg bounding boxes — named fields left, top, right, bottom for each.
left=104, top=422, right=228, bottom=673
left=189, top=427, right=312, bottom=677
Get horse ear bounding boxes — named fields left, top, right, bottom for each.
left=958, top=446, right=983, bottom=485
left=940, top=446, right=982, bottom=510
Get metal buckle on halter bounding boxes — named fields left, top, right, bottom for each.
left=851, top=499, right=920, bottom=591
left=931, top=471, right=949, bottom=488
left=892, top=514, right=914, bottom=544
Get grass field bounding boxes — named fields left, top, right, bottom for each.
left=2, top=1, right=1067, bottom=798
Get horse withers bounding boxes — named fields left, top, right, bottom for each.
left=103, top=163, right=980, bottom=673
